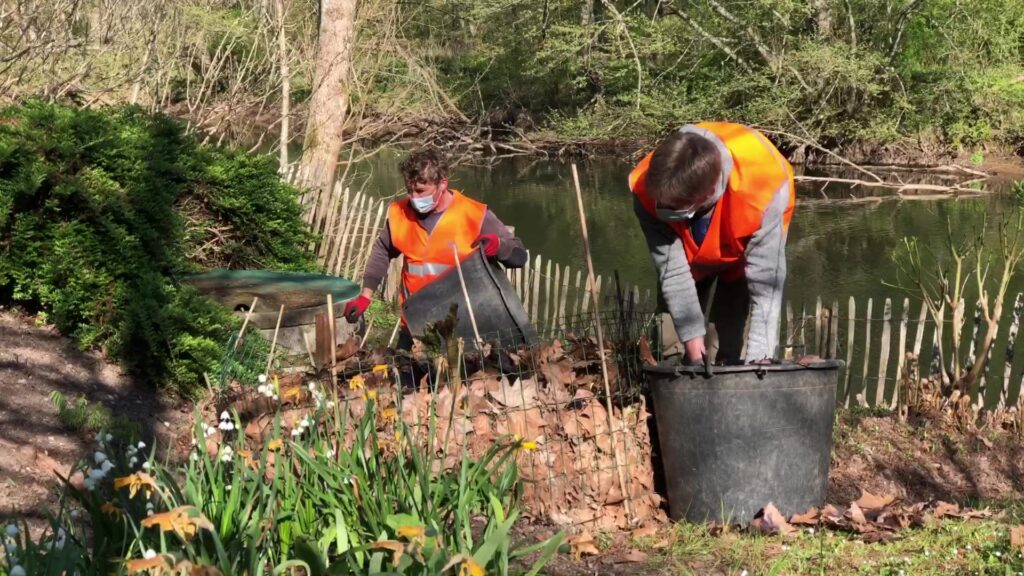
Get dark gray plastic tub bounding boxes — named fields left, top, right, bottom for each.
left=644, top=360, right=842, bottom=524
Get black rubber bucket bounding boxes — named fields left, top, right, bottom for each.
left=644, top=360, right=841, bottom=524
left=402, top=249, right=538, bottom=347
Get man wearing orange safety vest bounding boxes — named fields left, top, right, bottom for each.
left=630, top=122, right=794, bottom=364
left=344, top=150, right=528, bottom=349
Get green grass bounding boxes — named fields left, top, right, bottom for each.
left=48, top=390, right=140, bottom=438
left=630, top=505, right=1024, bottom=576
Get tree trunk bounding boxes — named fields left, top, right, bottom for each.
left=274, top=0, right=291, bottom=170
left=810, top=0, right=832, bottom=37
left=300, top=0, right=358, bottom=211
left=581, top=0, right=594, bottom=26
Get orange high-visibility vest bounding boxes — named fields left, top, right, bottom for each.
left=629, top=122, right=795, bottom=282
left=389, top=190, right=488, bottom=303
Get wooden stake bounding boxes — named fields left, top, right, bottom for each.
left=844, top=297, right=856, bottom=405
left=570, top=164, right=633, bottom=520
left=233, top=296, right=259, bottom=351
left=360, top=317, right=374, bottom=348
left=860, top=298, right=873, bottom=407
left=327, top=294, right=337, bottom=370
left=876, top=298, right=892, bottom=407
left=894, top=298, right=910, bottom=409
left=450, top=244, right=482, bottom=349
left=387, top=316, right=402, bottom=348
left=265, top=304, right=285, bottom=376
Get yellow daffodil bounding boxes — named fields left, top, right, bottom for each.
left=459, top=557, right=485, bottom=576
left=267, top=439, right=283, bottom=451
left=348, top=375, right=365, bottom=390
left=100, top=501, right=122, bottom=516
left=396, top=525, right=425, bottom=540
left=141, top=506, right=214, bottom=541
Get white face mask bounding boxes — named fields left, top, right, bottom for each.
left=411, top=194, right=437, bottom=214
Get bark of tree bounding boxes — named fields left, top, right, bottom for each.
left=274, top=0, right=291, bottom=169
left=810, top=0, right=832, bottom=37
left=300, top=0, right=358, bottom=208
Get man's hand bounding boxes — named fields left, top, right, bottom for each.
left=343, top=294, right=371, bottom=323
left=684, top=337, right=706, bottom=364
left=473, top=234, right=500, bottom=258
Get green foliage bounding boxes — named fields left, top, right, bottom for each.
left=0, top=102, right=315, bottom=395
left=24, top=388, right=562, bottom=575
left=406, top=0, right=1024, bottom=150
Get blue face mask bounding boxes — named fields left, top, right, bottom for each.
left=411, top=194, right=437, bottom=214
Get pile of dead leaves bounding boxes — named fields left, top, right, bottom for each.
left=215, top=336, right=664, bottom=531
left=752, top=490, right=993, bottom=542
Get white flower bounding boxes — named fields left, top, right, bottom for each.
left=190, top=452, right=199, bottom=462
left=143, top=549, right=157, bottom=560
left=272, top=394, right=279, bottom=401
left=5, top=542, right=16, bottom=553
left=290, top=428, right=302, bottom=437
left=326, top=449, right=335, bottom=458
left=806, top=528, right=815, bottom=535
left=307, top=382, right=317, bottom=391
left=218, top=420, right=234, bottom=431
left=220, top=410, right=230, bottom=421
left=105, top=433, right=113, bottom=443
left=205, top=426, right=217, bottom=437
left=70, top=510, right=81, bottom=520
left=226, top=485, right=232, bottom=492
left=300, top=418, right=310, bottom=429
left=95, top=432, right=104, bottom=444
left=94, top=452, right=107, bottom=464
left=190, top=437, right=197, bottom=446
left=88, top=468, right=105, bottom=481
left=257, top=384, right=268, bottom=395
left=50, top=528, right=66, bottom=550
left=10, top=565, right=25, bottom=576
left=258, top=374, right=267, bottom=384
left=137, top=441, right=146, bottom=449
left=129, top=457, right=138, bottom=467
left=101, top=460, right=114, bottom=473
left=5, top=524, right=18, bottom=537
left=220, top=446, right=234, bottom=463
left=740, top=571, right=748, bottom=576
left=84, top=478, right=95, bottom=491
left=326, top=401, right=335, bottom=409
left=147, top=510, right=154, bottom=517
left=141, top=461, right=151, bottom=471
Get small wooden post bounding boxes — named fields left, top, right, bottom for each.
left=843, top=297, right=856, bottom=404
left=860, top=298, right=873, bottom=407
left=233, top=297, right=259, bottom=351
left=893, top=298, right=910, bottom=409
left=785, top=302, right=795, bottom=360
left=265, top=304, right=285, bottom=376
left=875, top=298, right=892, bottom=407
left=828, top=299, right=840, bottom=359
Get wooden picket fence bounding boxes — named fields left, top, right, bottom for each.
left=779, top=294, right=1024, bottom=411
left=281, top=163, right=651, bottom=324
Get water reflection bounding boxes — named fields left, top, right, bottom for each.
left=342, top=151, right=1019, bottom=307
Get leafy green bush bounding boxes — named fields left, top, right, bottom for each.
left=0, top=102, right=315, bottom=395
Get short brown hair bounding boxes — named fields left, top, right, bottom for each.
left=399, top=149, right=448, bottom=184
left=645, top=132, right=721, bottom=206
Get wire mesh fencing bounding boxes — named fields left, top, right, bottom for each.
left=216, top=306, right=668, bottom=530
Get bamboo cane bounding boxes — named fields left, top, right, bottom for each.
left=570, top=164, right=633, bottom=520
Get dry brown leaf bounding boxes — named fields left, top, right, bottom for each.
left=855, top=490, right=896, bottom=512
left=570, top=532, right=600, bottom=558
left=789, top=507, right=820, bottom=526
left=751, top=503, right=795, bottom=536
left=652, top=538, right=671, bottom=549
left=932, top=501, right=960, bottom=519
left=617, top=550, right=649, bottom=563
left=846, top=502, right=868, bottom=526
left=335, top=337, right=360, bottom=363
left=638, top=336, right=657, bottom=366
left=490, top=376, right=538, bottom=408
left=631, top=526, right=659, bottom=539
left=1011, top=526, right=1024, bottom=551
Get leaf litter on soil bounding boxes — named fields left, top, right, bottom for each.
left=216, top=334, right=666, bottom=531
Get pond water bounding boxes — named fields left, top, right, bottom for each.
left=342, top=150, right=1022, bottom=309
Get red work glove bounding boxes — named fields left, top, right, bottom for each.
left=343, top=295, right=371, bottom=323
left=474, top=233, right=500, bottom=258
